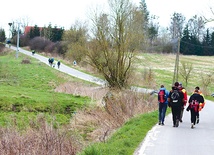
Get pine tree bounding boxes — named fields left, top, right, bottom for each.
left=0, top=28, right=6, bottom=42
left=180, top=25, right=190, bottom=54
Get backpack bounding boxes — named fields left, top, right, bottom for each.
left=170, top=89, right=180, bottom=104
left=158, top=90, right=166, bottom=103
left=190, top=100, right=199, bottom=112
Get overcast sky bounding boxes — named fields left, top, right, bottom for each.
left=146, top=0, right=214, bottom=27
left=0, top=0, right=213, bottom=37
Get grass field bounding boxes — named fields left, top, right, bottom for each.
left=0, top=51, right=91, bottom=130
left=133, top=53, right=214, bottom=94
left=1, top=48, right=214, bottom=154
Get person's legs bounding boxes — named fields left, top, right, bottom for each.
left=180, top=106, right=184, bottom=122
left=158, top=103, right=163, bottom=125
left=196, top=112, right=199, bottom=124
left=174, top=106, right=181, bottom=127
left=190, top=109, right=197, bottom=128
left=171, top=107, right=176, bottom=127
left=161, top=104, right=167, bottom=125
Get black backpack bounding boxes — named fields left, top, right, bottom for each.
left=170, top=89, right=180, bottom=104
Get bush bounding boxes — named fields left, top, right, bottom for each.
left=29, top=37, right=52, bottom=52
left=21, top=59, right=31, bottom=64
left=20, top=34, right=30, bottom=47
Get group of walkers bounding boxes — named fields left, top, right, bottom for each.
left=48, top=58, right=61, bottom=69
left=158, top=82, right=205, bottom=129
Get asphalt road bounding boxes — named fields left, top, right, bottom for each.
left=9, top=45, right=106, bottom=86
left=134, top=99, right=214, bottom=155
left=8, top=45, right=214, bottom=155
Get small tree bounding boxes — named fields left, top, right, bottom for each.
left=62, top=21, right=88, bottom=62
left=201, top=73, right=214, bottom=95
left=179, top=61, right=193, bottom=87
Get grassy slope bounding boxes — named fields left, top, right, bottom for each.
left=1, top=50, right=214, bottom=154
left=0, top=52, right=91, bottom=129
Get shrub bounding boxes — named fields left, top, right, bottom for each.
left=21, top=59, right=31, bottom=64
left=29, top=37, right=52, bottom=52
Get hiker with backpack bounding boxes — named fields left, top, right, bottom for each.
left=191, top=86, right=205, bottom=124
left=158, top=85, right=169, bottom=125
left=178, top=82, right=188, bottom=123
left=186, top=88, right=204, bottom=129
left=168, top=82, right=184, bottom=127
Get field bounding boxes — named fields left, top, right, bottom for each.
left=0, top=48, right=214, bottom=154
left=133, top=53, right=214, bottom=94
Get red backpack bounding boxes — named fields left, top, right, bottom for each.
left=158, top=90, right=166, bottom=103
left=190, top=100, right=199, bottom=112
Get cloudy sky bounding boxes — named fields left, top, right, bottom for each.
left=146, top=0, right=214, bottom=27
left=1, top=0, right=213, bottom=37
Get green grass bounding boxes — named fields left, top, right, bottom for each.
left=0, top=52, right=91, bottom=129
left=78, top=108, right=173, bottom=155
left=134, top=53, right=214, bottom=94
left=79, top=111, right=159, bottom=155
left=1, top=49, right=214, bottom=154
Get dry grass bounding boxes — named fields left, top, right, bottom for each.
left=55, top=83, right=157, bottom=145
left=0, top=115, right=79, bottom=155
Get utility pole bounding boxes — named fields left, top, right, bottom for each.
left=8, top=23, right=12, bottom=39
left=16, top=23, right=20, bottom=58
left=172, top=38, right=180, bottom=85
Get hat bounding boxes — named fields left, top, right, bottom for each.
left=174, top=82, right=179, bottom=87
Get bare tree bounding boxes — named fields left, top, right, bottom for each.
left=179, top=61, right=193, bottom=87
left=169, top=12, right=186, bottom=39
left=201, top=73, right=214, bottom=95
left=188, top=15, right=205, bottom=41
left=87, top=0, right=145, bottom=89
left=203, top=6, right=214, bottom=23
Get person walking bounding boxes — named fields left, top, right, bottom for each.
left=32, top=50, right=35, bottom=55
left=178, top=82, right=187, bottom=123
left=168, top=82, right=184, bottom=127
left=187, top=88, right=204, bottom=129
left=194, top=86, right=205, bottom=124
left=158, top=85, right=169, bottom=125
left=57, top=60, right=61, bottom=69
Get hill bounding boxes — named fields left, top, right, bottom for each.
left=0, top=46, right=213, bottom=154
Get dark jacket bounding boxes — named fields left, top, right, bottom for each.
left=168, top=87, right=184, bottom=107
left=187, top=92, right=204, bottom=112
left=189, top=93, right=204, bottom=103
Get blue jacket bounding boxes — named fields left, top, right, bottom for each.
left=158, top=87, right=169, bottom=104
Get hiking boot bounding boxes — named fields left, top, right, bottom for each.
left=161, top=122, right=164, bottom=126
left=173, top=125, right=176, bottom=127
left=158, top=122, right=161, bottom=125
left=175, top=119, right=179, bottom=127
left=179, top=119, right=183, bottom=123
left=191, top=123, right=194, bottom=129
left=196, top=118, right=199, bottom=124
